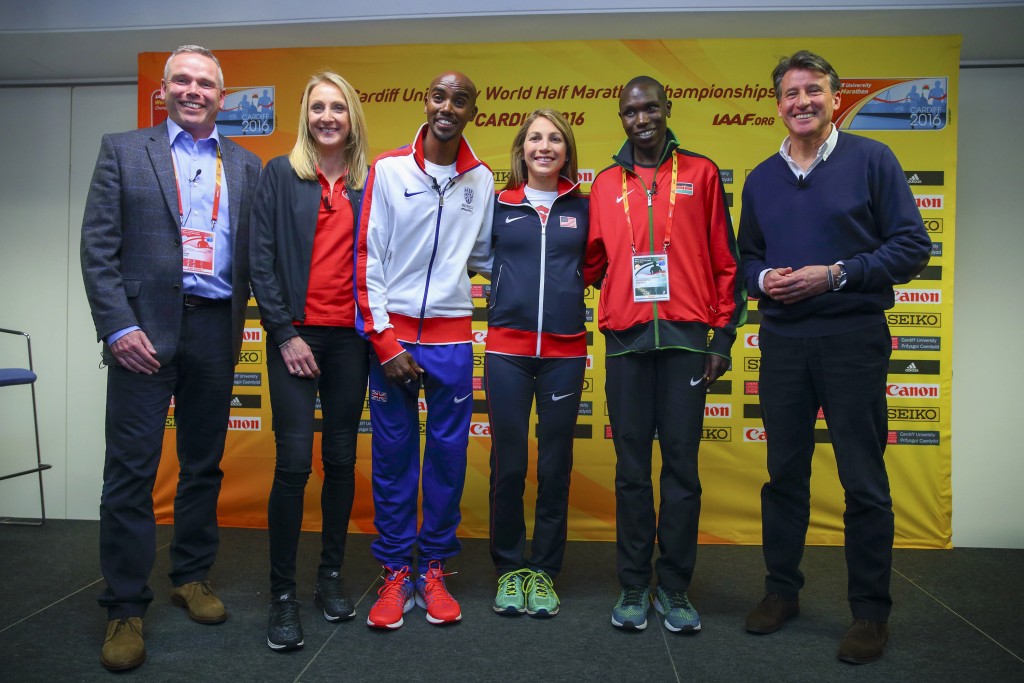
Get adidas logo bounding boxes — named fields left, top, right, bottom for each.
left=907, top=173, right=922, bottom=184
left=905, top=362, right=919, bottom=373
left=230, top=396, right=242, bottom=407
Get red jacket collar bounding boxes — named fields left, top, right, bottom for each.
left=497, top=176, right=579, bottom=205
left=410, top=123, right=485, bottom=176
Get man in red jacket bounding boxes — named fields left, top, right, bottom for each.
left=584, top=76, right=745, bottom=634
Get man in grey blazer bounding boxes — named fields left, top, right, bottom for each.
left=81, top=45, right=262, bottom=672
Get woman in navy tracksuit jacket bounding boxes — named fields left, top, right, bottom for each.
left=486, top=109, right=588, bottom=618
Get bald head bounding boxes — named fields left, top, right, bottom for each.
left=423, top=70, right=479, bottom=158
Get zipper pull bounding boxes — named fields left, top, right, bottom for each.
left=646, top=190, right=653, bottom=207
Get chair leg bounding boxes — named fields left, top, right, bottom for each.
left=0, top=374, right=48, bottom=527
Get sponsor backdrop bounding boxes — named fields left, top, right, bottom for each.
left=140, top=36, right=956, bottom=548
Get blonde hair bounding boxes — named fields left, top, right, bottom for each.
left=504, top=109, right=579, bottom=192
left=288, top=72, right=369, bottom=189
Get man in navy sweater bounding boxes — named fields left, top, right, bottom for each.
left=737, top=50, right=931, bottom=664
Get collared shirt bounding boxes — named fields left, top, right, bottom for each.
left=778, top=123, right=839, bottom=179
left=167, top=118, right=233, bottom=300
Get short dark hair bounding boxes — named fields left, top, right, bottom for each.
left=771, top=50, right=841, bottom=101
left=621, top=75, right=667, bottom=103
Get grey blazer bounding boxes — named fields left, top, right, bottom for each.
left=81, top=122, right=263, bottom=365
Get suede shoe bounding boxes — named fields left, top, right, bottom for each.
left=171, top=580, right=227, bottom=624
left=745, top=593, right=799, bottom=634
left=314, top=571, right=355, bottom=622
left=838, top=619, right=889, bottom=664
left=100, top=617, right=145, bottom=671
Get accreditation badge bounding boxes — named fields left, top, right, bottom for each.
left=632, top=253, right=670, bottom=302
left=181, top=227, right=216, bottom=275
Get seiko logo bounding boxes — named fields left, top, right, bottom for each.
left=886, top=383, right=940, bottom=398
left=743, top=427, right=768, bottom=442
left=227, top=417, right=262, bottom=431
left=704, top=403, right=732, bottom=418
left=744, top=357, right=760, bottom=372
left=242, top=327, right=263, bottom=343
left=469, top=421, right=491, bottom=437
left=886, top=312, right=941, bottom=328
left=701, top=427, right=731, bottom=442
left=893, top=289, right=941, bottom=304
left=238, top=350, right=263, bottom=364
left=744, top=334, right=759, bottom=348
left=923, top=218, right=943, bottom=233
left=887, top=407, right=939, bottom=422
left=473, top=353, right=485, bottom=368
left=914, top=194, right=944, bottom=210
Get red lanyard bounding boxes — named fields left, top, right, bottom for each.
left=171, top=143, right=223, bottom=228
left=621, top=152, right=678, bottom=254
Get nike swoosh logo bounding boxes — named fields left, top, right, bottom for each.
left=615, top=190, right=634, bottom=204
left=454, top=394, right=472, bottom=403
left=689, top=377, right=704, bottom=386
left=551, top=392, right=574, bottom=401
left=404, top=189, right=427, bottom=197
left=505, top=215, right=527, bottom=223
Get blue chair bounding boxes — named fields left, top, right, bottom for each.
left=0, top=327, right=51, bottom=526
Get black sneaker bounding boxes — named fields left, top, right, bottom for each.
left=267, top=594, right=304, bottom=651
left=314, top=571, right=355, bottom=622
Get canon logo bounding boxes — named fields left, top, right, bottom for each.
left=586, top=354, right=594, bottom=369
left=578, top=169, right=595, bottom=183
left=472, top=330, right=488, bottom=344
left=418, top=398, right=427, bottom=413
left=893, top=289, right=941, bottom=304
left=914, top=194, right=944, bottom=210
left=743, top=427, right=767, bottom=442
left=744, top=334, right=760, bottom=348
left=228, top=417, right=262, bottom=431
left=469, top=421, right=492, bottom=437
left=886, top=383, right=939, bottom=398
left=242, top=328, right=263, bottom=343
left=704, top=403, right=732, bottom=418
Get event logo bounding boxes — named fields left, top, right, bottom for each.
left=228, top=417, right=262, bottom=431
left=234, top=372, right=262, bottom=386
left=604, top=425, right=613, bottom=439
left=701, top=427, right=731, bottom=441
left=238, top=350, right=262, bottom=364
left=833, top=77, right=947, bottom=131
left=892, top=336, right=941, bottom=351
left=888, top=406, right=940, bottom=422
left=744, top=334, right=759, bottom=348
left=887, top=430, right=940, bottom=446
left=242, top=328, right=263, bottom=343
left=744, top=381, right=759, bottom=395
left=219, top=87, right=276, bottom=136
left=905, top=171, right=944, bottom=186
left=914, top=194, right=944, bottom=210
left=704, top=403, right=732, bottom=419
left=358, top=420, right=372, bottom=434
left=886, top=383, right=940, bottom=398
left=743, top=427, right=768, bottom=442
left=469, top=421, right=492, bottom=437
left=894, top=289, right=941, bottom=304
left=471, top=284, right=491, bottom=299
left=473, top=377, right=483, bottom=391
left=886, top=312, right=941, bottom=328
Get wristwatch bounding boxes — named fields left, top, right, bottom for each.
left=833, top=263, right=848, bottom=291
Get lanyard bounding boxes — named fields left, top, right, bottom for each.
left=621, top=152, right=678, bottom=254
left=171, top=144, right=223, bottom=228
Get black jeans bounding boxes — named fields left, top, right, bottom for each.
left=758, top=323, right=894, bottom=621
left=606, top=349, right=708, bottom=591
left=266, top=326, right=368, bottom=595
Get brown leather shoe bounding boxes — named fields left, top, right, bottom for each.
left=838, top=619, right=889, bottom=664
left=171, top=580, right=227, bottom=624
left=100, top=617, right=145, bottom=671
left=745, top=593, right=799, bottom=634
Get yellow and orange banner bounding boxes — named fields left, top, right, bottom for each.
left=141, top=35, right=957, bottom=548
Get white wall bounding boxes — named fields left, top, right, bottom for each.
left=1, top=68, right=1020, bottom=547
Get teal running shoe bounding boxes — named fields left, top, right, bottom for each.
left=493, top=568, right=532, bottom=615
left=611, top=584, right=650, bottom=630
left=525, top=570, right=559, bottom=618
left=653, top=586, right=701, bottom=633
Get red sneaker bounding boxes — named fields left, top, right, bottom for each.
left=366, top=566, right=414, bottom=629
left=415, top=560, right=462, bottom=625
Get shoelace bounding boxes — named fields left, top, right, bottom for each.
left=196, top=580, right=214, bottom=597
left=273, top=598, right=301, bottom=629
left=376, top=566, right=411, bottom=605
left=318, top=573, right=343, bottom=601
left=525, top=571, right=553, bottom=598
left=662, top=589, right=693, bottom=610
left=620, top=585, right=648, bottom=606
left=420, top=561, right=457, bottom=603
left=110, top=618, right=142, bottom=639
left=498, top=568, right=533, bottom=597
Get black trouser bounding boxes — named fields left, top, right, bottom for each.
left=485, top=353, right=585, bottom=577
left=266, top=326, right=368, bottom=596
left=758, top=324, right=894, bottom=622
left=98, top=304, right=233, bottom=619
left=606, top=349, right=708, bottom=591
